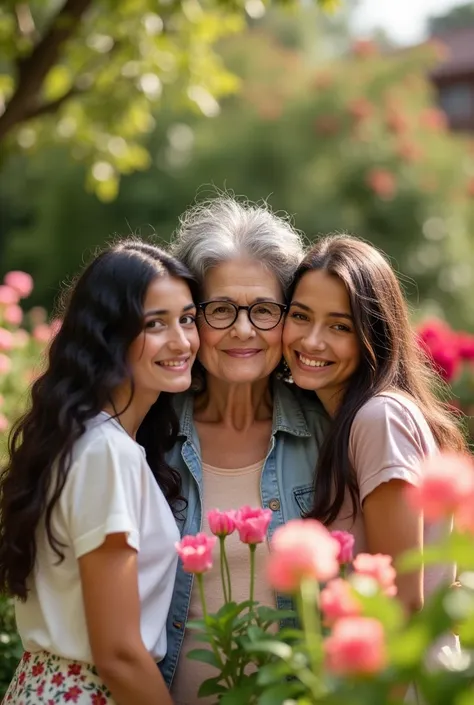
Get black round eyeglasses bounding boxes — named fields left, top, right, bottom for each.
left=199, top=300, right=287, bottom=331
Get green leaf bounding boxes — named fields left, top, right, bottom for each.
left=197, top=676, right=228, bottom=697
left=257, top=660, right=292, bottom=686
left=186, top=648, right=221, bottom=668
left=257, top=680, right=306, bottom=705
left=256, top=606, right=296, bottom=624
left=244, top=640, right=293, bottom=659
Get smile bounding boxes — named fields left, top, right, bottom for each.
left=223, top=349, right=262, bottom=358
left=296, top=352, right=334, bottom=369
left=156, top=357, right=191, bottom=370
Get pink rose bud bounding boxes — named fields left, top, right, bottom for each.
left=267, top=519, right=340, bottom=593
left=175, top=533, right=217, bottom=574
left=320, top=578, right=362, bottom=626
left=207, top=509, right=235, bottom=537
left=324, top=617, right=387, bottom=675
left=234, top=506, right=272, bottom=545
left=0, top=285, right=19, bottom=306
left=0, top=353, right=12, bottom=375
left=353, top=553, right=397, bottom=596
left=0, top=413, right=9, bottom=433
left=408, top=452, right=474, bottom=520
left=0, top=328, right=14, bottom=352
left=3, top=304, right=23, bottom=327
left=330, top=530, right=355, bottom=564
left=4, top=271, right=33, bottom=299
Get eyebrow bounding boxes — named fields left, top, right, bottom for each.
left=205, top=296, right=280, bottom=303
left=290, top=301, right=353, bottom=320
left=144, top=303, right=196, bottom=317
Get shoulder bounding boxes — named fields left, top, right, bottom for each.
left=71, top=416, right=145, bottom=470
left=274, top=379, right=330, bottom=428
left=352, top=393, right=430, bottom=438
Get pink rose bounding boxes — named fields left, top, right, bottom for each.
left=175, top=533, right=217, bottom=574
left=0, top=353, right=12, bottom=375
left=0, top=328, right=14, bottom=352
left=324, top=617, right=387, bottom=675
left=320, top=578, right=361, bottom=626
left=4, top=271, right=33, bottom=299
left=0, top=413, right=9, bottom=433
left=3, top=304, right=23, bottom=327
left=234, top=506, right=272, bottom=545
left=267, top=519, right=340, bottom=593
left=0, top=285, right=19, bottom=306
left=330, top=530, right=354, bottom=564
left=352, top=553, right=397, bottom=596
left=207, top=509, right=235, bottom=537
left=408, top=452, right=474, bottom=520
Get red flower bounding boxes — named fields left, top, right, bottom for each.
left=366, top=168, right=396, bottom=200
left=348, top=98, right=373, bottom=122
left=52, top=673, right=65, bottom=686
left=18, top=671, right=26, bottom=685
left=386, top=110, right=408, bottom=135
left=67, top=663, right=82, bottom=677
left=32, top=663, right=44, bottom=677
left=22, top=652, right=32, bottom=662
left=91, top=694, right=108, bottom=705
left=352, top=39, right=378, bottom=58
left=420, top=108, right=447, bottom=131
left=397, top=141, right=424, bottom=163
left=64, top=686, right=83, bottom=702
left=37, top=681, right=46, bottom=697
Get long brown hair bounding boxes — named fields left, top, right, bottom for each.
left=289, top=234, right=467, bottom=525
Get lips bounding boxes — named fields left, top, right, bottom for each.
left=296, top=352, right=334, bottom=369
left=223, top=349, right=263, bottom=358
left=156, top=355, right=191, bottom=369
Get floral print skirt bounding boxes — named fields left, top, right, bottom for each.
left=3, top=651, right=113, bottom=704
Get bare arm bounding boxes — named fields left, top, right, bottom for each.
left=363, top=479, right=424, bottom=614
left=79, top=533, right=173, bottom=705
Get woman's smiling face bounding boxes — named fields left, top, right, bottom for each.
left=283, top=269, right=361, bottom=414
left=197, top=258, right=285, bottom=385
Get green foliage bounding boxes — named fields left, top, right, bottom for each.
left=0, top=595, right=22, bottom=698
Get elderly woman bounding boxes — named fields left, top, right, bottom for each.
left=159, top=197, right=328, bottom=703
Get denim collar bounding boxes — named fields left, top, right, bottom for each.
left=175, top=378, right=311, bottom=441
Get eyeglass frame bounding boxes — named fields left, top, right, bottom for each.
left=198, top=300, right=288, bottom=331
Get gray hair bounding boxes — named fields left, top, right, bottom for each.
left=169, top=196, right=305, bottom=295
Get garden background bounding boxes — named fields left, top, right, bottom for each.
left=1, top=0, right=474, bottom=696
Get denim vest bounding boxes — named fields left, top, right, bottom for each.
left=159, top=379, right=329, bottom=687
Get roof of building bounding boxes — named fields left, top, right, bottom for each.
left=430, top=27, right=474, bottom=79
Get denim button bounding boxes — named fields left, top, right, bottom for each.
left=269, top=498, right=280, bottom=511
left=173, top=621, right=183, bottom=630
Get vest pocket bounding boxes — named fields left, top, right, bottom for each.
left=293, top=483, right=314, bottom=516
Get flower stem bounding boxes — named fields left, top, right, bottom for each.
left=196, top=573, right=233, bottom=687
left=298, top=577, right=325, bottom=695
left=219, top=537, right=229, bottom=603
left=249, top=544, right=257, bottom=612
left=224, top=541, right=232, bottom=602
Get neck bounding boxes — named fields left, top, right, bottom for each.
left=316, top=387, right=344, bottom=418
left=195, top=375, right=273, bottom=431
left=103, top=385, right=159, bottom=439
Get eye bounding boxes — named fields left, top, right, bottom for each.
left=289, top=311, right=309, bottom=322
left=332, top=323, right=351, bottom=332
left=145, top=319, right=165, bottom=330
left=181, top=314, right=196, bottom=325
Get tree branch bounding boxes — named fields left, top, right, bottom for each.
left=22, top=87, right=83, bottom=121
left=0, top=0, right=93, bottom=143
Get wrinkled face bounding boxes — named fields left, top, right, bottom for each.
left=282, top=269, right=361, bottom=414
left=127, top=275, right=200, bottom=396
left=198, top=259, right=285, bottom=385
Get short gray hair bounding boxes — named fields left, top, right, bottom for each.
left=169, top=196, right=304, bottom=295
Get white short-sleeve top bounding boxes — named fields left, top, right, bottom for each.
left=15, top=412, right=180, bottom=663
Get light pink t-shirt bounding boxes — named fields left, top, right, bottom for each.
left=329, top=391, right=458, bottom=682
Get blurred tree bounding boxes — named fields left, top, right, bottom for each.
left=0, top=0, right=337, bottom=202
left=428, top=1, right=474, bottom=34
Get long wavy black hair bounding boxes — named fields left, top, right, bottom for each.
left=0, top=239, right=198, bottom=600
left=289, top=235, right=467, bottom=525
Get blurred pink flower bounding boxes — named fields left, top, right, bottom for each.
left=352, top=39, right=378, bottom=58
left=4, top=271, right=33, bottom=299
left=234, top=506, right=272, bottom=545
left=417, top=319, right=460, bottom=382
left=330, top=530, right=355, bottom=565
left=353, top=553, right=397, bottom=596
left=175, top=533, right=217, bottom=574
left=207, top=509, right=235, bottom=537
left=267, top=519, right=340, bottom=593
left=0, top=327, right=14, bottom=351
left=320, top=578, right=361, bottom=626
left=0, top=285, right=19, bottom=306
left=420, top=108, right=447, bottom=132
left=366, top=168, right=396, bottom=200
left=386, top=109, right=409, bottom=135
left=3, top=304, right=23, bottom=327
left=33, top=324, right=52, bottom=344
left=13, top=330, right=30, bottom=349
left=457, top=333, right=474, bottom=361
left=29, top=306, right=48, bottom=326
left=348, top=98, right=373, bottom=122
left=407, top=452, right=474, bottom=521
left=0, top=353, right=12, bottom=375
left=0, top=413, right=9, bottom=433
left=324, top=617, right=387, bottom=675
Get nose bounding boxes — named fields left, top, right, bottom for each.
left=301, top=324, right=326, bottom=353
left=230, top=309, right=256, bottom=340
left=168, top=324, right=192, bottom=352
